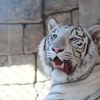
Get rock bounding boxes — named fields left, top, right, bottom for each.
left=36, top=81, right=50, bottom=100
left=0, top=0, right=42, bottom=23
left=24, top=24, right=44, bottom=54
left=0, top=25, right=23, bottom=55
left=35, top=82, right=44, bottom=94
left=44, top=0, right=78, bottom=15
left=0, top=56, right=7, bottom=67
left=0, top=54, right=36, bottom=84
left=79, top=0, right=100, bottom=27
left=72, top=9, right=79, bottom=25
left=0, top=85, right=37, bottom=100
left=45, top=12, right=71, bottom=35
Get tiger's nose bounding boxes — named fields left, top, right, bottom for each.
left=52, top=47, right=64, bottom=53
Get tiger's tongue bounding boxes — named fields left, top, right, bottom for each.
left=53, top=57, right=70, bottom=73
left=54, top=57, right=63, bottom=66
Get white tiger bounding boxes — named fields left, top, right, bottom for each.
left=39, top=18, right=100, bottom=100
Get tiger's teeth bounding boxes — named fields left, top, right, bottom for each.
left=61, top=63, right=64, bottom=68
left=53, top=62, right=56, bottom=68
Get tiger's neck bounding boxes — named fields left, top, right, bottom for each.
left=46, top=68, right=100, bottom=100
left=51, top=64, right=100, bottom=88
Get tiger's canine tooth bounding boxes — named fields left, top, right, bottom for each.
left=61, top=63, right=64, bottom=68
left=53, top=62, right=56, bottom=68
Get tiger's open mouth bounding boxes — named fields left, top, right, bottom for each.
left=52, top=57, right=72, bottom=74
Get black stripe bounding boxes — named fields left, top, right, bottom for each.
left=70, top=29, right=74, bottom=35
left=85, top=38, right=91, bottom=56
left=44, top=37, right=47, bottom=50
left=49, top=92, right=63, bottom=95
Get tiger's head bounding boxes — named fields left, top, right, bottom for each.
left=39, top=18, right=100, bottom=83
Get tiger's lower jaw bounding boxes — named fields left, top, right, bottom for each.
left=50, top=66, right=93, bottom=83
left=51, top=68, right=78, bottom=83
left=51, top=69, right=68, bottom=83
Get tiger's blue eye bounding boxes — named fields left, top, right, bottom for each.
left=70, top=37, right=78, bottom=41
left=53, top=34, right=57, bottom=38
left=97, top=37, right=100, bottom=42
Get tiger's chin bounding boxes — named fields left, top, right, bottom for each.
left=51, top=69, right=68, bottom=83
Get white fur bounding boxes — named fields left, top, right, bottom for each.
left=38, top=19, right=100, bottom=100
left=51, top=69, right=67, bottom=83
left=44, top=68, right=100, bottom=100
left=39, top=37, right=53, bottom=78
left=39, top=27, right=96, bottom=83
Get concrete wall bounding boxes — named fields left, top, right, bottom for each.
left=0, top=0, right=100, bottom=100
left=79, top=0, right=100, bottom=27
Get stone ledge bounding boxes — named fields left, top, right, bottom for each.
left=44, top=0, right=78, bottom=15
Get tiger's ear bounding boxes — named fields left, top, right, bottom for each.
left=48, top=18, right=58, bottom=32
left=88, top=24, right=100, bottom=44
